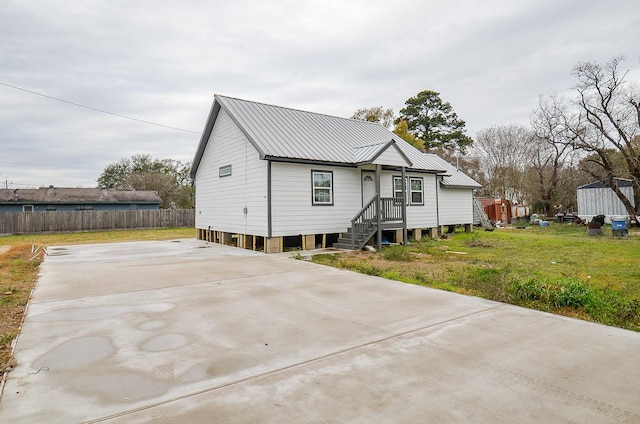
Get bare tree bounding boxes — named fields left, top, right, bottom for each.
left=431, top=147, right=484, bottom=186
left=530, top=95, right=577, bottom=215
left=351, top=106, right=395, bottom=128
left=474, top=124, right=537, bottom=203
left=570, top=56, right=640, bottom=222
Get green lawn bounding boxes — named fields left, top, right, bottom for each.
left=313, top=224, right=640, bottom=331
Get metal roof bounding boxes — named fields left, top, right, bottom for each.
left=353, top=140, right=413, bottom=166
left=577, top=178, right=633, bottom=189
left=190, top=95, right=481, bottom=189
left=0, top=187, right=162, bottom=204
left=429, top=156, right=482, bottom=189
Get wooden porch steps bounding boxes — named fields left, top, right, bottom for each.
left=333, top=223, right=378, bottom=250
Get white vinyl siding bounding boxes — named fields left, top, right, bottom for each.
left=194, top=109, right=268, bottom=235
left=438, top=186, right=474, bottom=226
left=372, top=146, right=411, bottom=167
left=383, top=172, right=438, bottom=229
left=271, top=163, right=360, bottom=236
left=195, top=110, right=473, bottom=236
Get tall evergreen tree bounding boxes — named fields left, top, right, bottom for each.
left=396, top=90, right=473, bottom=152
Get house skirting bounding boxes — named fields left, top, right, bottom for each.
left=196, top=225, right=473, bottom=253
left=195, top=228, right=341, bottom=253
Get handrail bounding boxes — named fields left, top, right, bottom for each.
left=380, top=197, right=404, bottom=222
left=349, top=195, right=404, bottom=249
left=351, top=195, right=378, bottom=248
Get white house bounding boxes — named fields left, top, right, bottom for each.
left=190, top=95, right=481, bottom=253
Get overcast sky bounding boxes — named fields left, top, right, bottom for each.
left=1, top=0, right=639, bottom=188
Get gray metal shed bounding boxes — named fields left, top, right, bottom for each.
left=577, top=178, right=634, bottom=222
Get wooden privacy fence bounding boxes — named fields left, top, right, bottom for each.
left=0, top=209, right=195, bottom=235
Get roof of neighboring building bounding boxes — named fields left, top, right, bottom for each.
left=478, top=197, right=510, bottom=207
left=0, top=187, right=163, bottom=204
left=577, top=178, right=633, bottom=189
left=191, top=95, right=452, bottom=177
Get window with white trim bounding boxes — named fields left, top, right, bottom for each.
left=312, top=170, right=333, bottom=205
left=393, top=176, right=424, bottom=205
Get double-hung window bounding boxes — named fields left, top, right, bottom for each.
left=409, top=177, right=424, bottom=205
left=312, top=170, right=333, bottom=205
left=393, top=176, right=424, bottom=205
left=393, top=177, right=404, bottom=200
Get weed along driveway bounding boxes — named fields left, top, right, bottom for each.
left=1, top=239, right=640, bottom=423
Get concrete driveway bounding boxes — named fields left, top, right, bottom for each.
left=1, top=239, right=639, bottom=423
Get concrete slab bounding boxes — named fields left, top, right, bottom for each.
left=1, top=238, right=639, bottom=423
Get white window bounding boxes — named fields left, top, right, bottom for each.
left=312, top=170, right=333, bottom=205
left=393, top=176, right=424, bottom=205
left=23, top=205, right=34, bottom=212
left=219, top=164, right=232, bottom=177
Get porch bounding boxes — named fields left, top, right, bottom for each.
left=333, top=194, right=407, bottom=250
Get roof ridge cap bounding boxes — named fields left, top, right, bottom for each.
left=215, top=94, right=388, bottom=127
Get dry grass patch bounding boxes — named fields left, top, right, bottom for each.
left=0, top=244, right=43, bottom=372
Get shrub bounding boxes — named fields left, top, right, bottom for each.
left=510, top=277, right=594, bottom=308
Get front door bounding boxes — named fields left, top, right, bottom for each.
left=361, top=171, right=376, bottom=206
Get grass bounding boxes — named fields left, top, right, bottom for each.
left=0, top=227, right=194, bottom=373
left=313, top=224, right=640, bottom=331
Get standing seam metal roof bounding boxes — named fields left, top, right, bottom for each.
left=577, top=178, right=633, bottom=189
left=191, top=95, right=480, bottom=189
left=430, top=156, right=482, bottom=188
left=219, top=95, right=398, bottom=163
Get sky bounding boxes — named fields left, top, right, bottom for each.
left=1, top=0, right=639, bottom=188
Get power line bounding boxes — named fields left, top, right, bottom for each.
left=0, top=81, right=200, bottom=134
